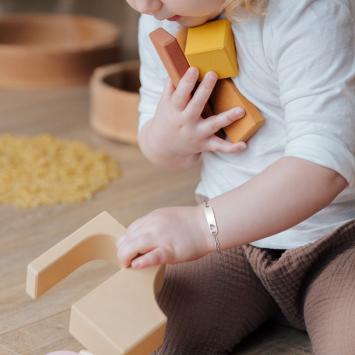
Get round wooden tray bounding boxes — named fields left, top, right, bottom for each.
left=90, top=61, right=140, bottom=145
left=0, top=14, right=120, bottom=88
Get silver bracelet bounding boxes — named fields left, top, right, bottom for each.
left=201, top=199, right=222, bottom=254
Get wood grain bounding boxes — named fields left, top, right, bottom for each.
left=0, top=86, right=311, bottom=354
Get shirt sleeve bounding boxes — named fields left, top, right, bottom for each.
left=272, top=0, right=355, bottom=186
left=137, top=15, right=167, bottom=131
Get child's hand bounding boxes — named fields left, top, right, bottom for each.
left=149, top=67, right=247, bottom=157
left=116, top=205, right=214, bottom=269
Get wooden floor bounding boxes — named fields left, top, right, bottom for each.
left=0, top=86, right=312, bottom=354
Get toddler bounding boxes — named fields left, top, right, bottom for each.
left=118, top=0, right=355, bottom=354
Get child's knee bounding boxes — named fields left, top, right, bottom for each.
left=310, top=331, right=355, bottom=355
left=306, top=299, right=355, bottom=355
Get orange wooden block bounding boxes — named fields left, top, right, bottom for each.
left=210, top=79, right=265, bottom=142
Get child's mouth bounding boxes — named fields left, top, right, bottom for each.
left=167, top=15, right=182, bottom=22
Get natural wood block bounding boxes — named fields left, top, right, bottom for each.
left=26, top=211, right=166, bottom=355
left=185, top=19, right=238, bottom=80
left=210, top=79, right=265, bottom=142
left=70, top=266, right=166, bottom=355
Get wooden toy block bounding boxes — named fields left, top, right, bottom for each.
left=150, top=27, right=214, bottom=118
left=26, top=211, right=167, bottom=355
left=176, top=27, right=188, bottom=52
left=185, top=19, right=238, bottom=80
left=149, top=28, right=190, bottom=88
left=210, top=79, right=265, bottom=142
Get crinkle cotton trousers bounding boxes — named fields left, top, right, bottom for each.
left=154, top=219, right=355, bottom=355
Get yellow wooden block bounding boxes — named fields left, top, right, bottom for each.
left=185, top=19, right=238, bottom=80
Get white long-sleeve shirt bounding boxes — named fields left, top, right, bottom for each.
left=137, top=0, right=355, bottom=249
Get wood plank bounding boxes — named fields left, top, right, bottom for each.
left=0, top=311, right=81, bottom=355
left=0, top=343, right=19, bottom=355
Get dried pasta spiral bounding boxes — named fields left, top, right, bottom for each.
left=0, top=134, right=121, bottom=208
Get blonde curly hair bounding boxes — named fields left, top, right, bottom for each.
left=225, top=0, right=268, bottom=17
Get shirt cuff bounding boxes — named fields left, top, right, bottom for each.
left=284, top=134, right=355, bottom=187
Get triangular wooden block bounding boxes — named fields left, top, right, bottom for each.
left=26, top=211, right=167, bottom=355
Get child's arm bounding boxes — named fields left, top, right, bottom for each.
left=205, top=156, right=348, bottom=250
left=117, top=157, right=348, bottom=268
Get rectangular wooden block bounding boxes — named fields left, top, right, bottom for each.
left=185, top=19, right=238, bottom=80
left=149, top=28, right=190, bottom=88
left=210, top=79, right=265, bottom=142
left=149, top=27, right=214, bottom=118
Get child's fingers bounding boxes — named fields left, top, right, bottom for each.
left=171, top=67, right=199, bottom=110
left=205, top=135, right=247, bottom=154
left=161, top=79, right=175, bottom=100
left=185, top=71, right=218, bottom=119
left=198, top=107, right=246, bottom=136
left=125, top=216, right=147, bottom=235
left=117, top=235, right=153, bottom=268
left=116, top=218, right=148, bottom=255
left=131, top=248, right=165, bottom=269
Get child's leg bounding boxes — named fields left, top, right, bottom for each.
left=154, top=247, right=279, bottom=355
left=303, top=240, right=355, bottom=355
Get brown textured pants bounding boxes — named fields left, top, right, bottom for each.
left=154, top=219, right=355, bottom=355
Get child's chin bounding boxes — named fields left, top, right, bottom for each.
left=177, top=16, right=211, bottom=27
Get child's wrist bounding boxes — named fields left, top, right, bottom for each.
left=195, top=202, right=220, bottom=254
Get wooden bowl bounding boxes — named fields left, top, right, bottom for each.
left=0, top=14, right=120, bottom=88
left=90, top=61, right=140, bottom=145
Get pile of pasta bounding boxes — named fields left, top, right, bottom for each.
left=0, top=134, right=121, bottom=208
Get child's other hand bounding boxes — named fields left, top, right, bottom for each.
left=150, top=67, right=247, bottom=157
left=116, top=205, right=214, bottom=269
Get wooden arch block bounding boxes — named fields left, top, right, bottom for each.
left=26, top=212, right=166, bottom=355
